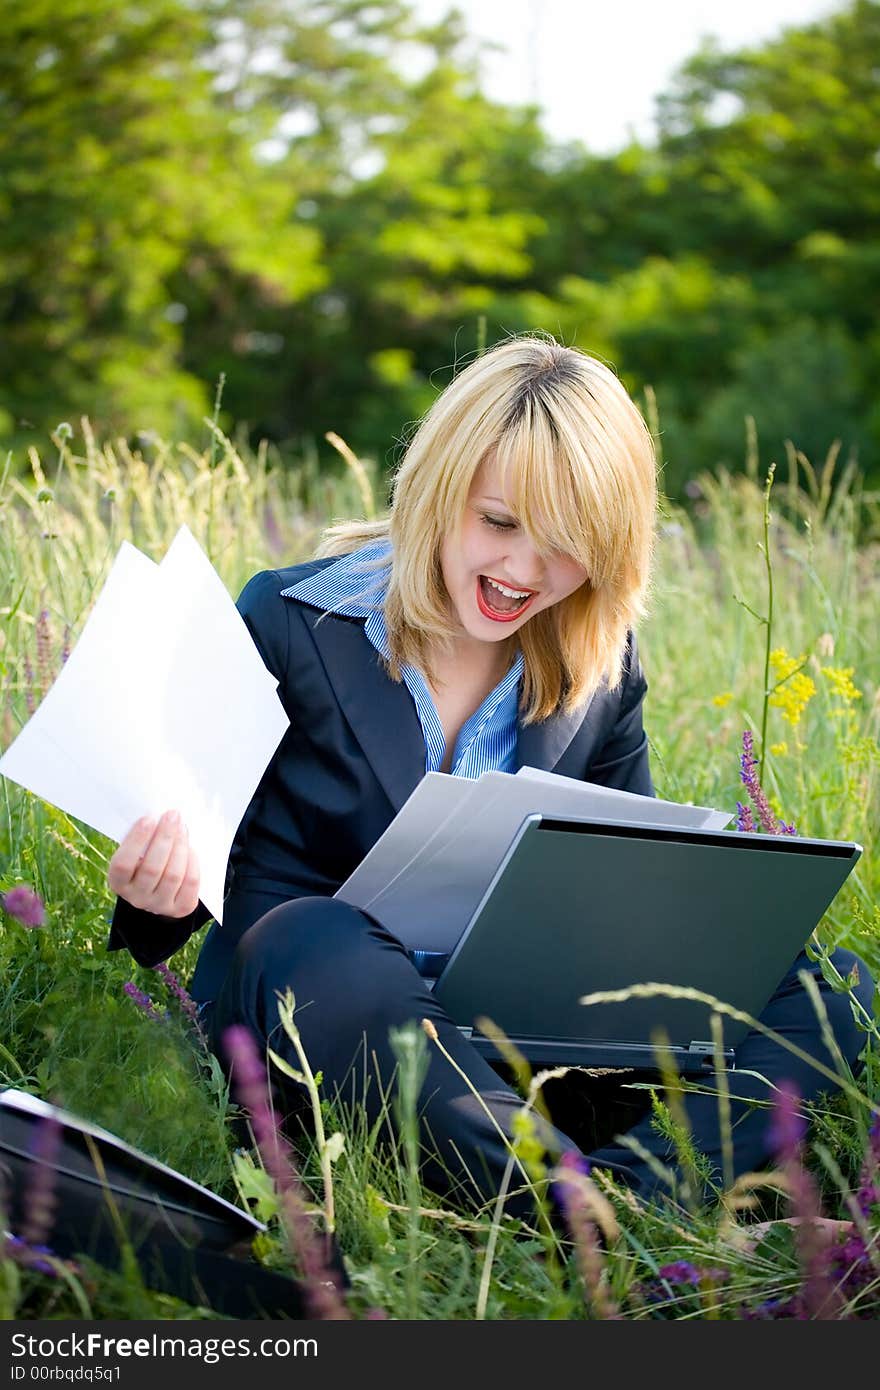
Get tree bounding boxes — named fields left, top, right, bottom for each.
left=0, top=0, right=324, bottom=444
left=174, top=2, right=551, bottom=461
left=508, top=1, right=880, bottom=488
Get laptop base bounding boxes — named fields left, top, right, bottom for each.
left=463, top=1029, right=735, bottom=1075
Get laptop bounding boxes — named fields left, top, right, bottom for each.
left=415, top=815, right=861, bottom=1075
left=0, top=1088, right=312, bottom=1317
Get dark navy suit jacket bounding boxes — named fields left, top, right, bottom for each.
left=108, top=558, right=654, bottom=1002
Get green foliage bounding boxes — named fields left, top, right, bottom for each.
left=0, top=0, right=323, bottom=444
left=4, top=2, right=880, bottom=486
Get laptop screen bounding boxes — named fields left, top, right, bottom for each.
left=433, top=816, right=860, bottom=1060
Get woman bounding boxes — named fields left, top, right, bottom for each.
left=108, top=337, right=871, bottom=1217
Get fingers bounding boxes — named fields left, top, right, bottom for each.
left=135, top=810, right=183, bottom=898
left=108, top=816, right=159, bottom=892
left=151, top=817, right=189, bottom=900
left=108, top=811, right=200, bottom=918
left=173, top=844, right=201, bottom=917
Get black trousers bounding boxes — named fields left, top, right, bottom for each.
left=208, top=897, right=874, bottom=1217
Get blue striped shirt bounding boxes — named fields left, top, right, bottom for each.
left=281, top=542, right=524, bottom=778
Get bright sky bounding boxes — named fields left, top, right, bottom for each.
left=412, top=0, right=842, bottom=150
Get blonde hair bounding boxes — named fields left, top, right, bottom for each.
left=317, top=336, right=657, bottom=722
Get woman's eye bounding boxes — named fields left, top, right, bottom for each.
left=482, top=514, right=517, bottom=531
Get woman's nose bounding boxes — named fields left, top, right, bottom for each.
left=506, top=536, right=544, bottom=588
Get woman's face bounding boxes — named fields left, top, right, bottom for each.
left=439, top=455, right=588, bottom=646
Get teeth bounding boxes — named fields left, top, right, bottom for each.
left=485, top=577, right=532, bottom=600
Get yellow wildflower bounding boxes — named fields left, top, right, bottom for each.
left=769, top=648, right=816, bottom=728
left=821, top=666, right=862, bottom=704
left=712, top=692, right=734, bottom=708
left=769, top=742, right=788, bottom=757
left=770, top=648, right=801, bottom=681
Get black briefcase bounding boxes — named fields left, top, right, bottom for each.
left=0, top=1087, right=334, bottom=1318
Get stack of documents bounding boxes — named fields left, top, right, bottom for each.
left=0, top=527, right=289, bottom=923
left=336, top=769, right=731, bottom=954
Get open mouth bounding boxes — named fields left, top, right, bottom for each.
left=476, top=574, right=537, bottom=623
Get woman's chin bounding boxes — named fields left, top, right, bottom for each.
left=459, top=608, right=528, bottom=644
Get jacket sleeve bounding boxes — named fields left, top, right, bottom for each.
left=584, top=631, right=654, bottom=798
left=106, top=569, right=290, bottom=967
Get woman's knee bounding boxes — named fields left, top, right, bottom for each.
left=233, top=895, right=412, bottom=1034
left=236, top=895, right=372, bottom=977
left=759, top=946, right=874, bottom=1078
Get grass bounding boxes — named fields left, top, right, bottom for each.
left=0, top=416, right=878, bottom=1319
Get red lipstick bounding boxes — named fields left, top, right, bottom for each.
left=475, top=575, right=537, bottom=623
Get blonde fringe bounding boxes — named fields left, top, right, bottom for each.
left=314, top=336, right=657, bottom=721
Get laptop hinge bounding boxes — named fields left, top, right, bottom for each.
left=688, top=1041, right=735, bottom=1066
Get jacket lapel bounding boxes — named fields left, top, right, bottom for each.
left=515, top=694, right=598, bottom=773
left=298, top=605, right=427, bottom=813
left=292, top=583, right=601, bottom=791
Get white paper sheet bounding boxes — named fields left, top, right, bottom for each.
left=338, top=766, right=732, bottom=953
left=335, top=772, right=468, bottom=910
left=515, top=765, right=732, bottom=832
left=0, top=527, right=289, bottom=923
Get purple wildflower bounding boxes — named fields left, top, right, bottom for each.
left=766, top=1081, right=844, bottom=1319
left=855, top=1111, right=880, bottom=1220
left=153, top=963, right=199, bottom=1021
left=24, top=1244, right=57, bottom=1277
left=21, top=1112, right=61, bottom=1250
left=123, top=981, right=163, bottom=1020
left=736, top=801, right=756, bottom=833
left=552, top=1150, right=619, bottom=1320
left=767, top=1080, right=807, bottom=1163
left=857, top=1180, right=880, bottom=1220
left=61, top=625, right=71, bottom=665
left=632, top=1278, right=669, bottom=1309
left=551, top=1148, right=591, bottom=1213
left=1, top=885, right=46, bottom=928
left=223, top=1024, right=349, bottom=1320
left=827, top=1233, right=874, bottom=1302
left=658, top=1260, right=702, bottom=1285
left=658, top=1261, right=727, bottom=1287
left=635, top=1265, right=728, bottom=1314
left=744, top=1295, right=804, bottom=1320
left=740, top=730, right=796, bottom=835
left=747, top=1221, right=877, bottom=1319
left=4, top=1234, right=62, bottom=1279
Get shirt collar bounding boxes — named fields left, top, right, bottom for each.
left=279, top=540, right=392, bottom=616
left=281, top=537, right=524, bottom=695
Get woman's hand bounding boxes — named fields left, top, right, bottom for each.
left=107, top=810, right=200, bottom=918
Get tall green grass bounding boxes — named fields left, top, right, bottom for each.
left=0, top=418, right=878, bottom=1319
